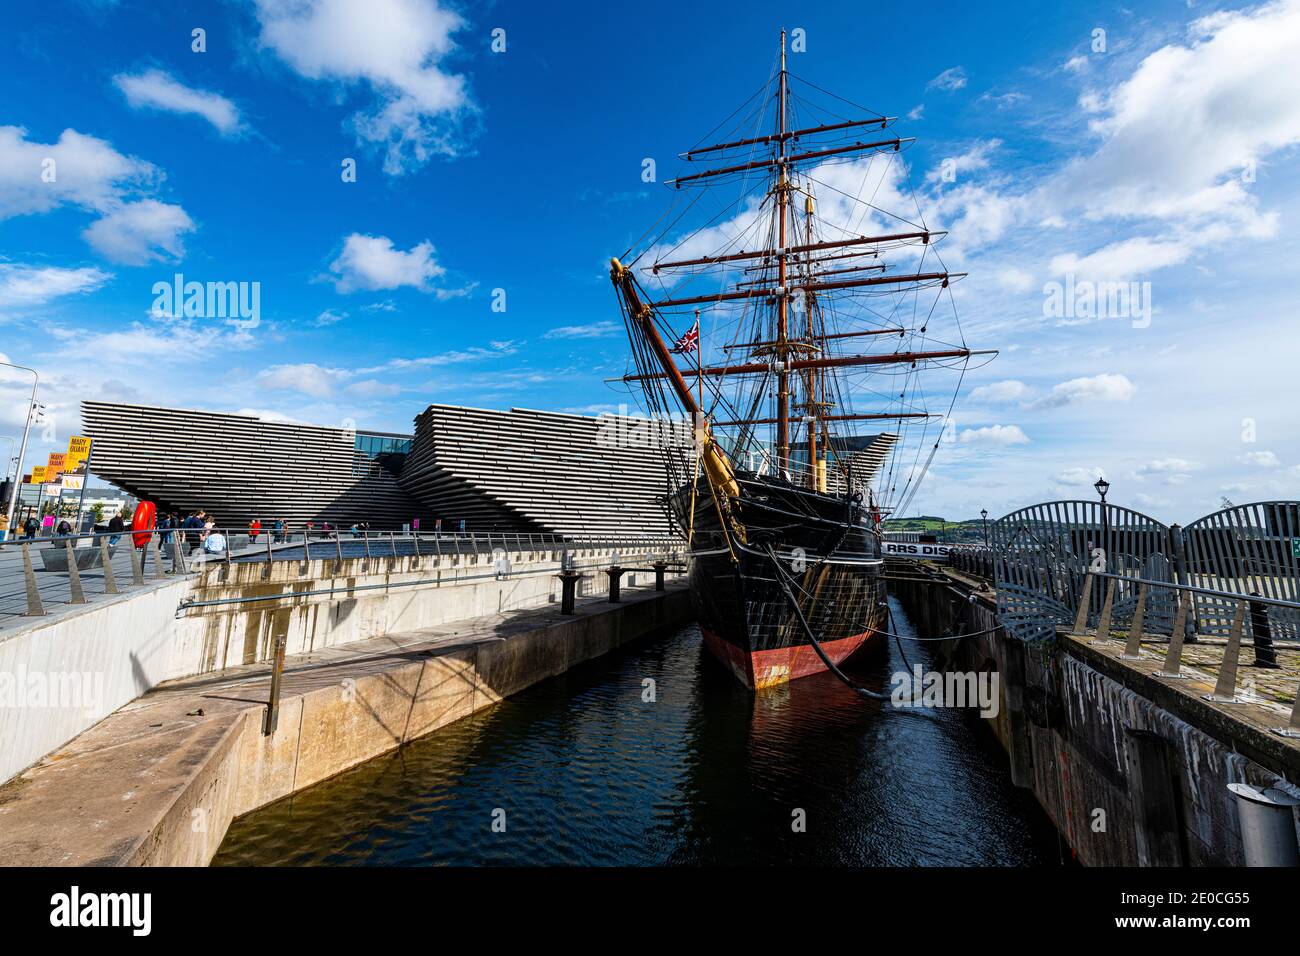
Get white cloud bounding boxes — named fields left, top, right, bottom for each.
left=968, top=379, right=1029, bottom=403
left=1036, top=373, right=1136, bottom=407
left=0, top=264, right=112, bottom=308
left=81, top=199, right=194, bottom=265
left=1052, top=466, right=1107, bottom=488
left=1241, top=450, right=1281, bottom=467
left=1064, top=55, right=1089, bottom=73
left=926, top=138, right=1001, bottom=184
left=257, top=362, right=350, bottom=398
left=314, top=308, right=348, bottom=326
left=907, top=104, right=925, bottom=121
left=0, top=126, right=193, bottom=264
left=327, top=233, right=445, bottom=293
left=1045, top=1, right=1300, bottom=235
left=1135, top=457, right=1201, bottom=476
left=0, top=126, right=155, bottom=218
left=543, top=321, right=621, bottom=340
left=114, top=69, right=242, bottom=135
left=959, top=424, right=1029, bottom=445
left=927, top=67, right=967, bottom=92
left=358, top=339, right=518, bottom=374
left=253, top=0, right=475, bottom=174
left=346, top=378, right=401, bottom=397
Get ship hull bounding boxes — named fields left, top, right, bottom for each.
left=672, top=474, right=888, bottom=690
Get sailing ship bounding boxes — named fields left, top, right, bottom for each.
left=610, top=32, right=990, bottom=689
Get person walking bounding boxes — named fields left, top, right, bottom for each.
left=22, top=514, right=38, bottom=540
left=107, top=510, right=125, bottom=546
left=184, top=512, right=203, bottom=554
left=249, top=518, right=261, bottom=544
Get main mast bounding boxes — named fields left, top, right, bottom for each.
left=775, top=29, right=791, bottom=473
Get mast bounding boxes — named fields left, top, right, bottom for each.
left=776, top=29, right=791, bottom=472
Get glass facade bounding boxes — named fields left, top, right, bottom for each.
left=353, top=431, right=412, bottom=478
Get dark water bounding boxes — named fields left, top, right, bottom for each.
left=214, top=597, right=1063, bottom=866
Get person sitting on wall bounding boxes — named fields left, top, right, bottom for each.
left=202, top=527, right=227, bottom=560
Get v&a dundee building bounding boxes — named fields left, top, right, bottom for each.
left=78, top=401, right=690, bottom=537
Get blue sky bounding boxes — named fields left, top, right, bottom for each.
left=1, top=0, right=1298, bottom=521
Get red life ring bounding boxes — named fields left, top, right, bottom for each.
left=131, top=501, right=157, bottom=549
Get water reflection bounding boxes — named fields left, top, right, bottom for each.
left=214, top=598, right=1062, bottom=866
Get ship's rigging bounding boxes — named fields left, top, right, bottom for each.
left=611, top=31, right=995, bottom=526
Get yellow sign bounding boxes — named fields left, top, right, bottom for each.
left=67, top=436, right=91, bottom=457
left=29, top=466, right=47, bottom=483
left=47, top=452, right=66, bottom=472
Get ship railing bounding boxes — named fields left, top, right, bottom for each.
left=0, top=527, right=685, bottom=628
left=1065, top=569, right=1300, bottom=739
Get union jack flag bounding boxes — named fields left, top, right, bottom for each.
left=668, top=319, right=699, bottom=354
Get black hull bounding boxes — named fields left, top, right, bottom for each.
left=670, top=474, right=887, bottom=689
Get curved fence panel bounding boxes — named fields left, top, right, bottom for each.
left=1183, top=501, right=1300, bottom=641
left=991, top=500, right=1170, bottom=642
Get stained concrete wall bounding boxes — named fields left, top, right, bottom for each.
left=0, top=545, right=659, bottom=786
left=892, top=574, right=1300, bottom=866
left=132, top=589, right=689, bottom=866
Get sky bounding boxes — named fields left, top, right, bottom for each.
left=1, top=0, right=1298, bottom=522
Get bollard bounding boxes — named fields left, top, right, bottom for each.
left=99, top=537, right=118, bottom=594
left=1070, top=572, right=1093, bottom=636
left=1247, top=592, right=1280, bottom=669
left=606, top=565, right=623, bottom=603
left=1158, top=589, right=1191, bottom=679
left=1092, top=576, right=1116, bottom=644
left=263, top=632, right=288, bottom=736
left=1123, top=583, right=1147, bottom=660
left=131, top=545, right=145, bottom=586
left=64, top=539, right=87, bottom=604
left=150, top=534, right=167, bottom=580
left=558, top=570, right=581, bottom=614
left=1227, top=784, right=1300, bottom=866
left=1205, top=602, right=1246, bottom=703
left=21, top=542, right=46, bottom=616
left=172, top=533, right=187, bottom=575
left=654, top=560, right=667, bottom=591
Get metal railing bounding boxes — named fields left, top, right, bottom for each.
left=950, top=546, right=994, bottom=581
left=0, top=526, right=683, bottom=626
left=1067, top=570, right=1300, bottom=740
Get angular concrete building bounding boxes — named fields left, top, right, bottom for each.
left=398, top=404, right=690, bottom=538
left=79, top=401, right=688, bottom=536
left=80, top=401, right=423, bottom=528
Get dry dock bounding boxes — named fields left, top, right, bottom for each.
left=0, top=583, right=689, bottom=866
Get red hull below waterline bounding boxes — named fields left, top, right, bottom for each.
left=701, top=626, right=879, bottom=690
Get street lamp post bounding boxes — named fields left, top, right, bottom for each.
left=2, top=363, right=38, bottom=530
left=980, top=508, right=989, bottom=547
left=1094, top=476, right=1111, bottom=571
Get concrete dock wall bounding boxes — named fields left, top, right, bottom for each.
left=892, top=573, right=1300, bottom=865
left=0, top=545, right=657, bottom=785
left=0, top=586, right=691, bottom=866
